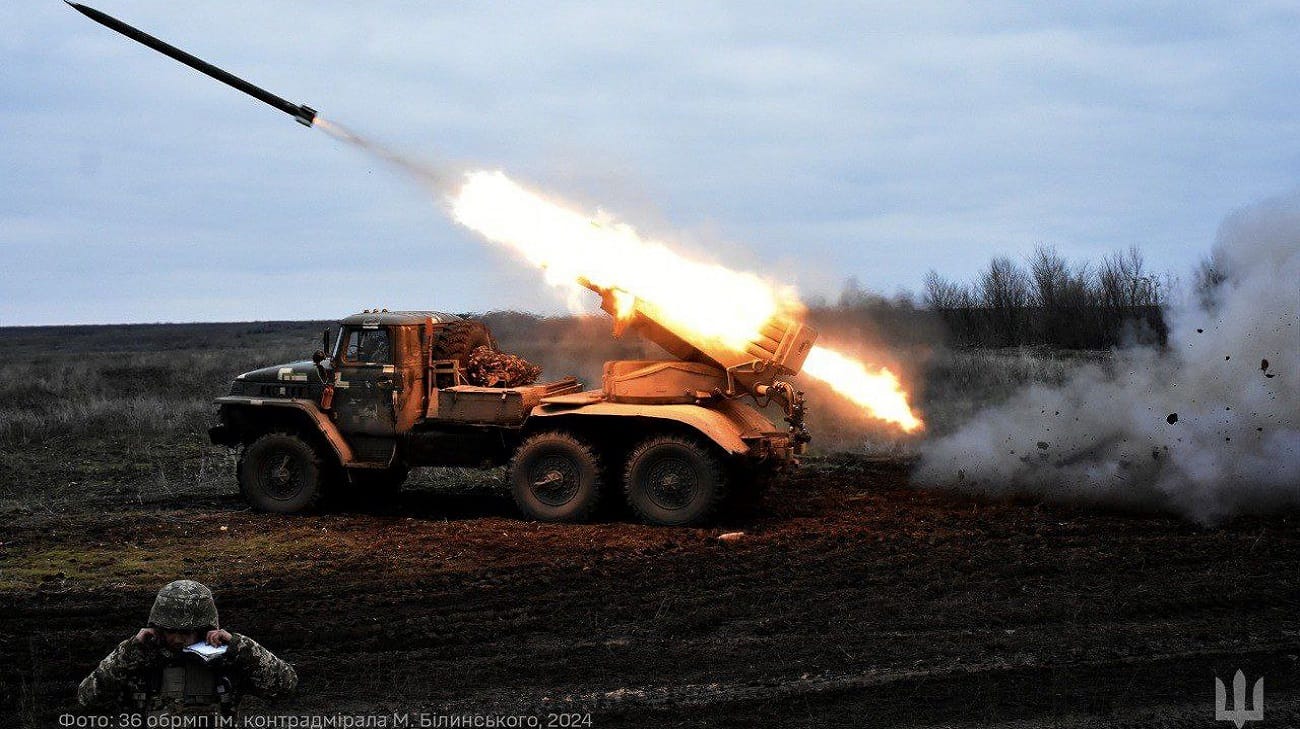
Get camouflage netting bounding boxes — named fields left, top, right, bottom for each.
left=465, top=346, right=542, bottom=388
left=431, top=320, right=497, bottom=367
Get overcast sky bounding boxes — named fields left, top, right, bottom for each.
left=3, top=1, right=1299, bottom=325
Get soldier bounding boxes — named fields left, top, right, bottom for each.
left=77, top=579, right=297, bottom=717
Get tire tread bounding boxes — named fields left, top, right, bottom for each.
left=624, top=435, right=728, bottom=526
left=509, top=431, right=603, bottom=522
left=237, top=431, right=324, bottom=513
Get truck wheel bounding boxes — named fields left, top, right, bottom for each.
left=237, top=433, right=324, bottom=513
left=510, top=432, right=603, bottom=522
left=624, top=436, right=728, bottom=526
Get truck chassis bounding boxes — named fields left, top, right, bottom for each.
left=211, top=308, right=814, bottom=526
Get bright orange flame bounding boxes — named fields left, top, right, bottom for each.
left=802, top=347, right=924, bottom=432
left=449, top=170, right=924, bottom=432
left=452, top=170, right=793, bottom=351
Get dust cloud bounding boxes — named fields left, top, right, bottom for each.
left=918, top=192, right=1300, bottom=523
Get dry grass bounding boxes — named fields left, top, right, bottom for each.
left=0, top=321, right=323, bottom=503
left=918, top=347, right=1106, bottom=434
left=0, top=316, right=1096, bottom=500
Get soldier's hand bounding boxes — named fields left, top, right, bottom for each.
left=206, top=629, right=232, bottom=647
left=133, top=627, right=158, bottom=644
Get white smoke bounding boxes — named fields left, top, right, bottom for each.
left=918, top=192, right=1300, bottom=523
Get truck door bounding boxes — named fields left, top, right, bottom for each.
left=332, top=324, right=398, bottom=437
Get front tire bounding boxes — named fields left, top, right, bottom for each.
left=509, top=432, right=603, bottom=522
left=624, top=436, right=728, bottom=526
left=237, top=433, right=324, bottom=513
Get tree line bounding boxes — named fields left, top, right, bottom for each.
left=818, top=245, right=1172, bottom=350
left=920, top=245, right=1169, bottom=348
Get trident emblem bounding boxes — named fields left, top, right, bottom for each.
left=1215, top=670, right=1264, bottom=728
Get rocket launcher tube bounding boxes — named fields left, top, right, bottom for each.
left=580, top=279, right=818, bottom=390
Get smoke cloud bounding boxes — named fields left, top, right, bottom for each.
left=918, top=192, right=1300, bottom=523
left=315, top=117, right=451, bottom=191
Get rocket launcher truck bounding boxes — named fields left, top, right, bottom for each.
left=210, top=293, right=817, bottom=526
left=69, top=1, right=823, bottom=524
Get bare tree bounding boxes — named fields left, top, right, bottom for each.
left=1098, top=246, right=1166, bottom=345
left=1028, top=245, right=1068, bottom=309
left=1058, top=262, right=1099, bottom=348
left=916, top=244, right=1168, bottom=349
left=1194, top=253, right=1226, bottom=312
left=922, top=269, right=964, bottom=310
left=1028, top=245, right=1070, bottom=346
left=979, top=256, right=1030, bottom=346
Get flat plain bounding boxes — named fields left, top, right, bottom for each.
left=1, top=318, right=1295, bottom=727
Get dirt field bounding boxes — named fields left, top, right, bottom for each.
left=2, top=321, right=1296, bottom=727
left=3, top=454, right=1297, bottom=728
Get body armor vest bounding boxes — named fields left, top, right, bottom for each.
left=126, top=655, right=237, bottom=717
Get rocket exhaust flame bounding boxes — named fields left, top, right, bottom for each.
left=449, top=171, right=924, bottom=432
left=801, top=348, right=923, bottom=433
left=451, top=170, right=795, bottom=352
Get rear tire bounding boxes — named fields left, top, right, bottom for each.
left=510, top=432, right=603, bottom=522
left=238, top=433, right=324, bottom=513
left=624, top=436, right=728, bottom=526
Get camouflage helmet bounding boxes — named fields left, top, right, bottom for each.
left=148, top=580, right=219, bottom=631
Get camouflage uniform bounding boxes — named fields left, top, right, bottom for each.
left=77, top=580, right=297, bottom=717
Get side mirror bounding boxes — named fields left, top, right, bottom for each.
left=321, top=328, right=332, bottom=357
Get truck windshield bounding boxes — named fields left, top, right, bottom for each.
left=341, top=327, right=391, bottom=364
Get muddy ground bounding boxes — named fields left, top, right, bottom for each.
left=2, top=455, right=1297, bottom=728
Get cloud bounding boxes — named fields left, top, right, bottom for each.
left=2, top=1, right=1299, bottom=323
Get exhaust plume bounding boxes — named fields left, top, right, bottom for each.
left=918, top=191, right=1300, bottom=522
left=315, top=117, right=448, bottom=189
left=448, top=170, right=924, bottom=431
left=319, top=122, right=924, bottom=431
